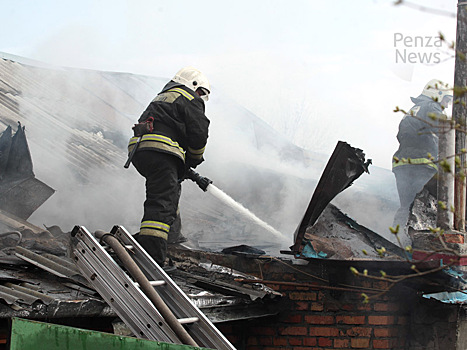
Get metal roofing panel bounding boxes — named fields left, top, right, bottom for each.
left=0, top=285, right=41, bottom=305
left=4, top=283, right=54, bottom=305
left=15, top=246, right=81, bottom=279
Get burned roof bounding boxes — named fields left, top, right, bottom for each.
left=3, top=52, right=459, bottom=314
left=0, top=239, right=281, bottom=323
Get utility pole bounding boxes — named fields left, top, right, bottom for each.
left=453, top=0, right=467, bottom=231
left=438, top=119, right=455, bottom=230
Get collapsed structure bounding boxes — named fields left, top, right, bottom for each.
left=0, top=54, right=467, bottom=349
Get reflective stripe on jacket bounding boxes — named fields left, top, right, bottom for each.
left=128, top=134, right=185, bottom=162
left=392, top=157, right=438, bottom=171
left=129, top=81, right=210, bottom=164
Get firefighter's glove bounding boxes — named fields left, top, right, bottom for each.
left=185, top=156, right=203, bottom=169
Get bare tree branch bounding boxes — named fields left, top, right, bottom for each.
left=394, top=0, right=456, bottom=18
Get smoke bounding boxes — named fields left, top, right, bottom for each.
left=14, top=63, right=152, bottom=234
left=2, top=56, right=405, bottom=258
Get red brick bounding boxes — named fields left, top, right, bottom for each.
left=251, top=327, right=275, bottom=336
left=373, top=303, right=388, bottom=312
left=341, top=303, right=354, bottom=311
left=373, top=338, right=398, bottom=349
left=282, top=273, right=295, bottom=281
left=273, top=337, right=288, bottom=346
left=280, top=326, right=308, bottom=336
left=258, top=337, right=272, bottom=346
left=444, top=233, right=465, bottom=243
left=289, top=292, right=317, bottom=301
left=303, top=337, right=317, bottom=346
left=305, top=315, right=335, bottom=324
left=295, top=301, right=309, bottom=310
left=284, top=314, right=303, bottom=323
left=356, top=303, right=372, bottom=311
left=309, top=327, right=339, bottom=337
left=351, top=338, right=370, bottom=348
left=346, top=327, right=372, bottom=337
left=336, top=315, right=366, bottom=325
left=318, top=337, right=333, bottom=347
left=374, top=327, right=398, bottom=337
left=311, top=302, right=324, bottom=311
left=368, top=316, right=395, bottom=325
left=334, top=338, right=350, bottom=348
left=289, top=337, right=303, bottom=346
left=374, top=302, right=399, bottom=312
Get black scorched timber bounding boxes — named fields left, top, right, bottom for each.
left=291, top=141, right=371, bottom=254
left=0, top=123, right=54, bottom=220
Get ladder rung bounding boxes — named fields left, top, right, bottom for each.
left=134, top=280, right=166, bottom=287
left=177, top=317, right=199, bottom=324
left=75, top=226, right=236, bottom=349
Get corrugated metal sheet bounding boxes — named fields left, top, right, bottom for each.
left=0, top=264, right=110, bottom=314
left=0, top=243, right=281, bottom=321
left=0, top=56, right=160, bottom=180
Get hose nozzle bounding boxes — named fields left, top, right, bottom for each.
left=185, top=168, right=212, bottom=192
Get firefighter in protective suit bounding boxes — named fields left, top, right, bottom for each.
left=128, top=67, right=211, bottom=266
left=392, top=79, right=453, bottom=234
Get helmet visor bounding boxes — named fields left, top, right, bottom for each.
left=198, top=87, right=210, bottom=101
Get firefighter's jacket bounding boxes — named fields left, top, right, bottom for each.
left=392, top=94, right=444, bottom=172
left=128, top=81, right=210, bottom=168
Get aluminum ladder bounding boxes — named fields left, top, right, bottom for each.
left=72, top=225, right=236, bottom=350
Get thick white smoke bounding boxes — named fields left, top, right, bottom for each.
left=1, top=56, right=401, bottom=257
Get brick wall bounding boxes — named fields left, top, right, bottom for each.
left=169, top=247, right=460, bottom=349
left=216, top=270, right=459, bottom=350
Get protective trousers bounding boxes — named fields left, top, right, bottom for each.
left=132, top=150, right=181, bottom=266
left=392, top=164, right=436, bottom=234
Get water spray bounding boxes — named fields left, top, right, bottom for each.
left=185, top=168, right=286, bottom=241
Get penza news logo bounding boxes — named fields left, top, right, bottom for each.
left=394, top=33, right=442, bottom=64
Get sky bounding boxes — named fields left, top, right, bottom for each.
left=0, top=0, right=458, bottom=169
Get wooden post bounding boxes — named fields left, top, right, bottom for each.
left=438, top=118, right=455, bottom=230
left=454, top=0, right=467, bottom=231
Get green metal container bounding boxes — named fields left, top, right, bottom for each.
left=10, top=318, right=212, bottom=350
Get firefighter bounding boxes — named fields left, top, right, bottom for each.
left=128, top=67, right=211, bottom=266
left=392, top=79, right=452, bottom=235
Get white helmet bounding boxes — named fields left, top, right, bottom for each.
left=172, top=67, right=210, bottom=101
left=422, top=79, right=453, bottom=103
